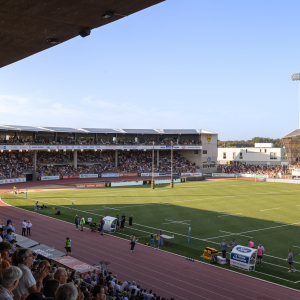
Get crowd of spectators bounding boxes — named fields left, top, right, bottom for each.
left=0, top=152, right=33, bottom=179
left=0, top=220, right=174, bottom=300
left=0, top=138, right=201, bottom=146
left=0, top=151, right=198, bottom=179
left=221, top=164, right=286, bottom=176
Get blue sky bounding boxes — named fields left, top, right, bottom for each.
left=1, top=0, right=300, bottom=140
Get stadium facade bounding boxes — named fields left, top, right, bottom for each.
left=0, top=126, right=218, bottom=179
left=283, top=129, right=300, bottom=164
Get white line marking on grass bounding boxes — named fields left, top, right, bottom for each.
left=293, top=245, right=300, bottom=249
left=102, top=206, right=120, bottom=211
left=260, top=207, right=281, bottom=212
left=162, top=219, right=191, bottom=226
left=217, top=212, right=244, bottom=218
left=263, top=262, right=289, bottom=269
left=254, top=271, right=294, bottom=283
left=263, top=254, right=300, bottom=265
left=219, top=230, right=252, bottom=239
left=62, top=198, right=75, bottom=202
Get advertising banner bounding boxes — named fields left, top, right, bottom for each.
left=62, top=175, right=80, bottom=179
left=119, top=173, right=138, bottom=177
left=181, top=173, right=202, bottom=176
left=240, top=174, right=268, bottom=179
left=230, top=245, right=257, bottom=271
left=141, top=173, right=161, bottom=177
left=0, top=178, right=26, bottom=185
left=76, top=183, right=105, bottom=189
left=41, top=176, right=60, bottom=181
left=154, top=179, right=181, bottom=184
left=212, top=173, right=237, bottom=177
left=51, top=256, right=99, bottom=277
left=30, top=244, right=65, bottom=259
left=111, top=181, right=143, bottom=187
left=0, top=145, right=202, bottom=151
left=101, top=173, right=119, bottom=178
left=292, top=169, right=300, bottom=176
left=79, top=174, right=98, bottom=179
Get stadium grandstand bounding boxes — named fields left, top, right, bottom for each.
left=0, top=126, right=217, bottom=181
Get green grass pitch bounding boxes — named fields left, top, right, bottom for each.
left=2, top=179, right=300, bottom=289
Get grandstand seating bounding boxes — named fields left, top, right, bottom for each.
left=0, top=150, right=198, bottom=179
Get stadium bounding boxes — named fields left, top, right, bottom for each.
left=1, top=1, right=300, bottom=300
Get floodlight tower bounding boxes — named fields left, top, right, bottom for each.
left=291, top=73, right=300, bottom=128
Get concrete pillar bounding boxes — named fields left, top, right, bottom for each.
left=33, top=150, right=37, bottom=181
left=115, top=150, right=118, bottom=167
left=157, top=150, right=159, bottom=167
left=74, top=150, right=78, bottom=169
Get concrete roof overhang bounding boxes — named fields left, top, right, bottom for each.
left=0, top=0, right=164, bottom=68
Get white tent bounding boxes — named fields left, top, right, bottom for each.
left=230, top=245, right=257, bottom=271
left=103, top=216, right=117, bottom=233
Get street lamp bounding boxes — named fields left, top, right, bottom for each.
left=291, top=73, right=300, bottom=128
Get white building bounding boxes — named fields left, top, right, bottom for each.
left=218, top=143, right=288, bottom=165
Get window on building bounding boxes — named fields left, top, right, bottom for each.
left=265, top=149, right=267, bottom=153
left=233, top=152, right=236, bottom=159
left=203, top=150, right=207, bottom=154
left=223, top=152, right=226, bottom=159
left=270, top=152, right=277, bottom=160
left=239, top=152, right=243, bottom=159
left=194, top=150, right=198, bottom=154
left=260, top=149, right=262, bottom=153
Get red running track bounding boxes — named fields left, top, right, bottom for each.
left=1, top=201, right=300, bottom=299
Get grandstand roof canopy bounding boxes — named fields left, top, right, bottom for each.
left=283, top=129, right=300, bottom=138
left=0, top=125, right=215, bottom=135
left=0, top=0, right=164, bottom=68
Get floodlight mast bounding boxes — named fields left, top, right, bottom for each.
left=291, top=73, right=300, bottom=128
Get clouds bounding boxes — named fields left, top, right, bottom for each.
left=0, top=93, right=199, bottom=129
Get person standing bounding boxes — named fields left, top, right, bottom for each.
left=100, top=218, right=105, bottom=236
left=80, top=215, right=85, bottom=231
left=230, top=238, right=237, bottom=251
left=74, top=215, right=79, bottom=231
left=26, top=221, right=32, bottom=236
left=248, top=239, right=255, bottom=249
left=130, top=234, right=137, bottom=252
left=21, top=220, right=26, bottom=236
left=116, top=215, right=120, bottom=232
left=220, top=239, right=227, bottom=259
left=65, top=237, right=72, bottom=256
left=157, top=231, right=164, bottom=248
left=129, top=215, right=133, bottom=231
left=286, top=249, right=296, bottom=272
left=120, top=213, right=126, bottom=232
left=150, top=235, right=155, bottom=250
left=257, top=244, right=265, bottom=267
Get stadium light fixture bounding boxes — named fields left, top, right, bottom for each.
left=292, top=73, right=300, bottom=129
left=47, top=38, right=59, bottom=45
left=79, top=28, right=91, bottom=38
left=102, top=12, right=114, bottom=19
